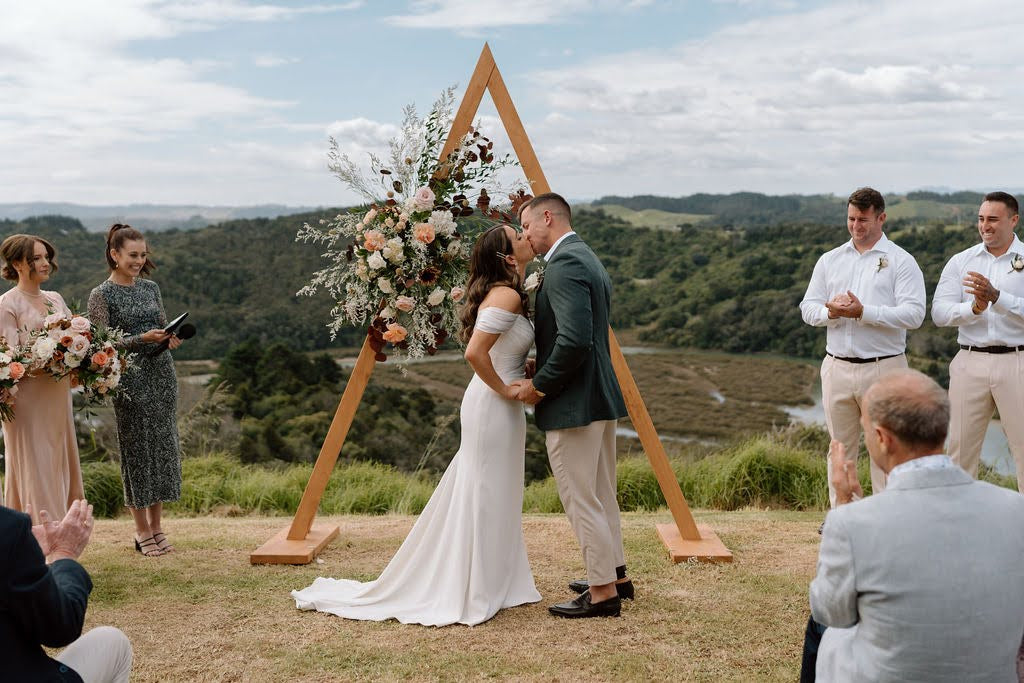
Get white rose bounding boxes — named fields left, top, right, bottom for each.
left=33, top=336, right=57, bottom=361
left=367, top=251, right=386, bottom=271
left=429, top=210, right=457, bottom=236
left=65, top=355, right=82, bottom=368
left=380, top=306, right=395, bottom=320
left=69, top=335, right=90, bottom=357
left=0, top=352, right=10, bottom=365
left=427, top=288, right=446, bottom=307
left=377, top=278, right=394, bottom=294
left=0, top=366, right=10, bottom=380
left=447, top=240, right=462, bottom=256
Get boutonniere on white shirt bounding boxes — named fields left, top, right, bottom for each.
left=1009, top=254, right=1024, bottom=273
left=876, top=256, right=889, bottom=273
left=524, top=267, right=544, bottom=292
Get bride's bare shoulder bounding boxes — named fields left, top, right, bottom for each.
left=480, top=286, right=522, bottom=314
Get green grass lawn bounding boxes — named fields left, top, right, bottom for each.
left=76, top=509, right=821, bottom=681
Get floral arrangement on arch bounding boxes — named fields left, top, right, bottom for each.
left=28, top=311, right=130, bottom=405
left=0, top=339, right=27, bottom=422
left=297, top=88, right=529, bottom=363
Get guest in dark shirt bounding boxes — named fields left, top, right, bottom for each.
left=2, top=499, right=132, bottom=682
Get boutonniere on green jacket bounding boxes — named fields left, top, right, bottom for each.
left=524, top=266, right=544, bottom=292
left=1010, top=254, right=1024, bottom=273
left=876, top=256, right=888, bottom=273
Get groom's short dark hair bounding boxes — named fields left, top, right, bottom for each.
left=519, top=192, right=571, bottom=222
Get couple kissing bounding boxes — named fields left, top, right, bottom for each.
left=293, top=192, right=632, bottom=625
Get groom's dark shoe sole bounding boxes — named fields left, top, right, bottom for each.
left=548, top=592, right=621, bottom=618
left=568, top=579, right=634, bottom=601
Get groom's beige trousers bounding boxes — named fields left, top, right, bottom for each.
left=546, top=419, right=624, bottom=586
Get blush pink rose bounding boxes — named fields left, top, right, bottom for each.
left=395, top=296, right=416, bottom=313
left=363, top=229, right=386, bottom=252
left=382, top=323, right=408, bottom=344
left=69, top=316, right=91, bottom=333
left=413, top=186, right=435, bottom=210
left=450, top=286, right=465, bottom=302
left=414, top=223, right=435, bottom=244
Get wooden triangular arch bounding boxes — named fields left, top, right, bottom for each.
left=251, top=43, right=731, bottom=564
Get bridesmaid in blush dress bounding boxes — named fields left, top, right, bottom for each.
left=0, top=234, right=83, bottom=521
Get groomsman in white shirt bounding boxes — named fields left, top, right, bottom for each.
left=800, top=187, right=927, bottom=506
left=932, top=191, right=1024, bottom=491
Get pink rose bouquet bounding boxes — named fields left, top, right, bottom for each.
left=0, top=338, right=27, bottom=422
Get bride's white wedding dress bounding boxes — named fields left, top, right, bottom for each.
left=292, top=307, right=542, bottom=626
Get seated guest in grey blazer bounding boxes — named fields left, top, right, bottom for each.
left=2, top=500, right=133, bottom=682
left=810, top=369, right=1024, bottom=682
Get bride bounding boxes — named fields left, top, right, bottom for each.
left=292, top=224, right=541, bottom=626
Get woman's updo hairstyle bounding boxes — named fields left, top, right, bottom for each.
left=0, top=234, right=58, bottom=282
left=106, top=223, right=155, bottom=276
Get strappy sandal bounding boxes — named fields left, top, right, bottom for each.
left=134, top=535, right=164, bottom=557
left=153, top=531, right=175, bottom=553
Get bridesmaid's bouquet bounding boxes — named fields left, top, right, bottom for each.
left=28, top=312, right=130, bottom=404
left=0, top=339, right=27, bottom=421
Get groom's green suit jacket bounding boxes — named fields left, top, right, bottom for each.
left=532, top=233, right=627, bottom=432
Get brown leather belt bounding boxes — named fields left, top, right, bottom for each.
left=826, top=352, right=902, bottom=364
left=959, top=345, right=1024, bottom=354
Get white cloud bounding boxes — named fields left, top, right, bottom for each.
left=522, top=0, right=1024, bottom=198
left=386, top=0, right=647, bottom=29
left=252, top=54, right=301, bottom=68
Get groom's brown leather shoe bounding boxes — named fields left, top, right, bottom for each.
left=568, top=579, right=635, bottom=600
left=548, top=592, right=621, bottom=618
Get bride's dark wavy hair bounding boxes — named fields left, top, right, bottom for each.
left=458, top=225, right=529, bottom=343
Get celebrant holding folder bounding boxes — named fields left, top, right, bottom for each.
left=88, top=224, right=185, bottom=557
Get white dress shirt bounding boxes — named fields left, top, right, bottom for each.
left=800, top=234, right=926, bottom=358
left=931, top=235, right=1024, bottom=346
left=543, top=231, right=576, bottom=262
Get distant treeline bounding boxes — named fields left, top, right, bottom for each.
left=2, top=199, right=982, bottom=384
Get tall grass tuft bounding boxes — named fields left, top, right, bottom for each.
left=74, top=432, right=1020, bottom=518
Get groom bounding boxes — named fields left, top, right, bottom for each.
left=515, top=192, right=630, bottom=618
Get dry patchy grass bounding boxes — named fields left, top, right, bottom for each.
left=77, top=510, right=821, bottom=681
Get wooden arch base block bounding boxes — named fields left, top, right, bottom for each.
left=657, top=524, right=733, bottom=563
left=250, top=524, right=340, bottom=565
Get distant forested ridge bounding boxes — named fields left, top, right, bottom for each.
left=1, top=192, right=984, bottom=380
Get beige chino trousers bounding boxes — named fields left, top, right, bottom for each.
left=55, top=626, right=133, bottom=683
left=948, top=349, right=1024, bottom=491
left=546, top=419, right=624, bottom=586
left=821, top=354, right=907, bottom=506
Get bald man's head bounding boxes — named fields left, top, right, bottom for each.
left=864, top=370, right=949, bottom=454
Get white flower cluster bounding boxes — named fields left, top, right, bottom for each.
left=297, top=90, right=520, bottom=363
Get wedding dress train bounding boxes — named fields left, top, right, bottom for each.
left=292, top=307, right=541, bottom=626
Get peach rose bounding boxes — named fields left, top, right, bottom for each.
left=395, top=295, right=416, bottom=313
left=414, top=222, right=435, bottom=244
left=91, top=352, right=109, bottom=367
left=382, top=323, right=408, bottom=344
left=363, top=229, right=386, bottom=252
left=9, top=362, right=24, bottom=381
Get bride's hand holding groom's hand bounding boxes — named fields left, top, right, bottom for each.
left=510, top=379, right=544, bottom=405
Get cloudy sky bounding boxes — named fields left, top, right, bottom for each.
left=2, top=0, right=1022, bottom=207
